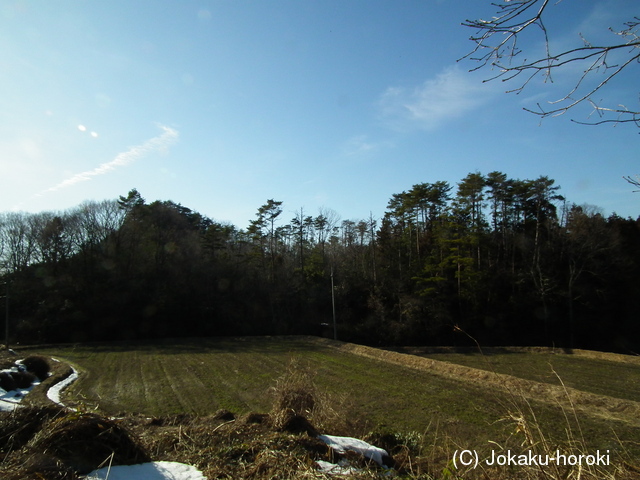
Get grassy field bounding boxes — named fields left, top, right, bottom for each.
left=36, top=337, right=507, bottom=429
left=30, top=336, right=640, bottom=466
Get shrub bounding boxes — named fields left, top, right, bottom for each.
left=21, top=356, right=50, bottom=381
left=0, top=371, right=17, bottom=392
left=10, top=371, right=36, bottom=389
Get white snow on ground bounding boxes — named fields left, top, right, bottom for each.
left=85, top=461, right=207, bottom=480
left=0, top=357, right=77, bottom=410
left=46, top=364, right=78, bottom=405
left=316, top=459, right=360, bottom=475
left=0, top=382, right=38, bottom=411
left=0, top=363, right=40, bottom=412
left=318, top=434, right=390, bottom=467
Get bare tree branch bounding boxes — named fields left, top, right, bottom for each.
left=461, top=1, right=640, bottom=128
left=623, top=175, right=640, bottom=192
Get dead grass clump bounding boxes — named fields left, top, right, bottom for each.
left=269, top=357, right=358, bottom=436
left=242, top=412, right=270, bottom=425
left=271, top=358, right=317, bottom=419
left=29, top=412, right=151, bottom=474
left=226, top=429, right=332, bottom=479
left=276, top=412, right=319, bottom=436
left=213, top=408, right=236, bottom=421
left=244, top=447, right=316, bottom=479
left=21, top=355, right=51, bottom=381
left=1, top=452, right=80, bottom=480
left=149, top=413, right=197, bottom=427
left=0, top=405, right=66, bottom=455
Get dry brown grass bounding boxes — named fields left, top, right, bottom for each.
left=128, top=412, right=377, bottom=479
left=0, top=405, right=66, bottom=456
left=472, top=394, right=640, bottom=480
left=29, top=412, right=152, bottom=473
left=0, top=406, right=150, bottom=479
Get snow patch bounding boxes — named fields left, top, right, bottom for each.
left=316, top=459, right=359, bottom=475
left=1, top=357, right=79, bottom=411
left=86, top=461, right=207, bottom=480
left=47, top=365, right=78, bottom=405
left=0, top=362, right=40, bottom=412
left=0, top=385, right=35, bottom=411
left=318, top=434, right=390, bottom=467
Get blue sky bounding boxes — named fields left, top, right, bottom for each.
left=1, top=0, right=638, bottom=228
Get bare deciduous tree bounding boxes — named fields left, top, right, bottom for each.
left=462, top=0, right=640, bottom=127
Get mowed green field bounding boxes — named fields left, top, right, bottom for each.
left=38, top=337, right=506, bottom=425
left=34, top=336, right=640, bottom=459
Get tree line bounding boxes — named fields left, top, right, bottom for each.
left=1, top=172, right=639, bottom=352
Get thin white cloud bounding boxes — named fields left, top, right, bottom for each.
left=37, top=125, right=179, bottom=195
left=378, top=66, right=494, bottom=131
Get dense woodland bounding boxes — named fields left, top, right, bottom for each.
left=1, top=172, right=639, bottom=352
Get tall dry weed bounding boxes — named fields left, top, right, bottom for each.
left=268, top=356, right=367, bottom=438
left=486, top=373, right=640, bottom=480
left=412, top=328, right=640, bottom=480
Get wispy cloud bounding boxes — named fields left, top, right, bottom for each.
left=378, top=66, right=494, bottom=131
left=37, top=125, right=179, bottom=196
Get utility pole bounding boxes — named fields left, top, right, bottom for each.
left=1, top=277, right=8, bottom=351
left=4, top=279, right=8, bottom=351
left=330, top=265, right=337, bottom=340
left=0, top=261, right=8, bottom=351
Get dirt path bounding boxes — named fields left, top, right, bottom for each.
left=316, top=339, right=640, bottom=428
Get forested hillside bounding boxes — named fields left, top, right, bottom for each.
left=1, top=172, right=639, bottom=352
